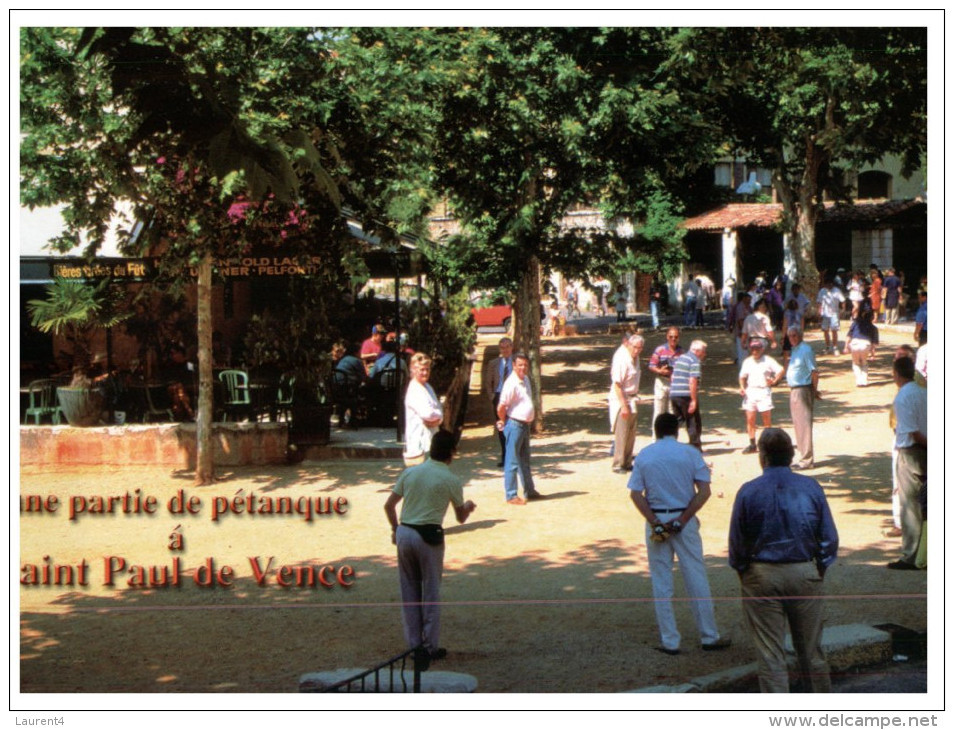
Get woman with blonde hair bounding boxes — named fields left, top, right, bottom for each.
left=403, top=353, right=443, bottom=466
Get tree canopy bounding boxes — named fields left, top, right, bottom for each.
left=662, top=27, right=927, bottom=295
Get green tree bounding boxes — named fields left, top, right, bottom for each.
left=432, top=28, right=652, bottom=427
left=22, top=27, right=349, bottom=483
left=664, top=27, right=927, bottom=297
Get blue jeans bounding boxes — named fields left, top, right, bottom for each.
left=650, top=300, right=660, bottom=329
left=684, top=298, right=696, bottom=326
left=503, top=419, right=535, bottom=499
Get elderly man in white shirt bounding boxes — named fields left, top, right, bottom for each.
left=609, top=333, right=644, bottom=473
left=496, top=352, right=542, bottom=505
left=888, top=356, right=927, bottom=570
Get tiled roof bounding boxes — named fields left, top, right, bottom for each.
left=682, top=198, right=925, bottom=232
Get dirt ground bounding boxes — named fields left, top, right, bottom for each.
left=18, top=323, right=930, bottom=695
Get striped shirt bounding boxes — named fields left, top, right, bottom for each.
left=669, top=351, right=701, bottom=398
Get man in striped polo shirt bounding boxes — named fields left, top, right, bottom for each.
left=669, top=340, right=707, bottom=450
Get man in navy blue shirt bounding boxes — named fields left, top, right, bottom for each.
left=729, top=428, right=839, bottom=693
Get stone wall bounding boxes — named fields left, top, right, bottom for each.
left=19, top=422, right=288, bottom=469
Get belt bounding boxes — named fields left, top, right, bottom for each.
left=790, top=384, right=812, bottom=389
left=653, top=507, right=687, bottom=514
left=899, top=444, right=927, bottom=452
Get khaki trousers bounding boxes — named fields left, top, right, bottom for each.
left=788, top=387, right=814, bottom=466
left=896, top=446, right=927, bottom=565
left=741, top=562, right=831, bottom=693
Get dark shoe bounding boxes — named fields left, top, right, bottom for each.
left=887, top=560, right=920, bottom=570
left=507, top=497, right=527, bottom=506
left=496, top=460, right=504, bottom=467
left=882, top=527, right=903, bottom=538
left=654, top=646, right=680, bottom=656
left=742, top=444, right=758, bottom=454
left=525, top=491, right=545, bottom=501
left=429, top=647, right=447, bottom=661
left=702, top=637, right=732, bottom=651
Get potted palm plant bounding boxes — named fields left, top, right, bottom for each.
left=27, top=278, right=130, bottom=426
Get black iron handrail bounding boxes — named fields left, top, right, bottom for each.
left=321, top=645, right=428, bottom=693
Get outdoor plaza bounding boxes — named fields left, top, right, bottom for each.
left=18, top=321, right=930, bottom=695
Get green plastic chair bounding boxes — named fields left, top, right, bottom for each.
left=276, top=373, right=295, bottom=422
left=24, top=379, right=62, bottom=425
left=218, top=369, right=252, bottom=421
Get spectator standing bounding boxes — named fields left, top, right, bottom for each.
left=843, top=307, right=879, bottom=387
left=694, top=278, right=708, bottom=327
left=647, top=327, right=684, bottom=441
left=816, top=279, right=846, bottom=354
left=883, top=268, right=902, bottom=324
left=782, top=283, right=811, bottom=323
left=649, top=280, right=664, bottom=330
left=403, top=353, right=443, bottom=467
left=738, top=338, right=785, bottom=454
left=384, top=431, right=476, bottom=667
left=786, top=327, right=819, bottom=470
left=484, top=337, right=513, bottom=468
left=668, top=340, right=707, bottom=450
left=729, top=428, right=839, bottom=693
left=627, top=413, right=731, bottom=656
left=868, top=266, right=883, bottom=322
left=914, top=290, right=927, bottom=345
left=740, top=299, right=777, bottom=358
left=496, top=353, right=543, bottom=505
left=732, top=292, right=753, bottom=365
left=887, top=357, right=927, bottom=570
left=615, top=282, right=628, bottom=322
left=608, top=334, right=644, bottom=473
left=683, top=278, right=699, bottom=327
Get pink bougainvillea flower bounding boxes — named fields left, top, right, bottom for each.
left=227, top=201, right=251, bottom=223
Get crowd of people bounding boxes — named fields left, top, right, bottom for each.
left=383, top=265, right=927, bottom=691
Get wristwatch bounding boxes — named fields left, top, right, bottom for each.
left=670, top=519, right=683, bottom=533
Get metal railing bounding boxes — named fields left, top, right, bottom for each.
left=321, top=646, right=428, bottom=693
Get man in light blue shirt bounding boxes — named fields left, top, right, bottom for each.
left=627, top=413, right=730, bottom=655
left=785, top=327, right=819, bottom=469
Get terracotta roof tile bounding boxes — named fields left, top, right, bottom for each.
left=682, top=198, right=925, bottom=232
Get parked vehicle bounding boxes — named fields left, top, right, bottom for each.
left=471, top=304, right=512, bottom=330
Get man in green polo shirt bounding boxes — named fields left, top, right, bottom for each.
left=384, top=430, right=477, bottom=665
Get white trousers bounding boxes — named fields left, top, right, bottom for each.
left=645, top=516, right=721, bottom=651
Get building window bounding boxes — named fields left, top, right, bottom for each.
left=851, top=228, right=893, bottom=270
left=857, top=171, right=892, bottom=200
left=714, top=162, right=733, bottom=187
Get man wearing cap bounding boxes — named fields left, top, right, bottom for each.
left=360, top=325, right=387, bottom=371
left=729, top=428, right=838, bottom=692
left=628, top=413, right=731, bottom=656
left=609, top=333, right=644, bottom=472
left=739, top=338, right=785, bottom=454
left=786, top=327, right=819, bottom=469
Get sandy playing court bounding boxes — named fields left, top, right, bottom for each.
left=18, top=324, right=928, bottom=693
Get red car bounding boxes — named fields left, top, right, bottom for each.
left=471, top=304, right=512, bottom=330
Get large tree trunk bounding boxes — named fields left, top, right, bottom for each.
left=194, top=252, right=215, bottom=485
left=774, top=168, right=821, bottom=301
left=513, top=252, right=544, bottom=433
